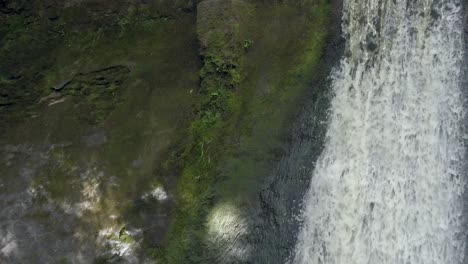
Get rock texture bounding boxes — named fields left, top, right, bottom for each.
left=0, top=0, right=339, bottom=263
left=0, top=1, right=200, bottom=263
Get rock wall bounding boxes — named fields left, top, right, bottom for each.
left=0, top=1, right=200, bottom=263
left=0, top=0, right=340, bottom=263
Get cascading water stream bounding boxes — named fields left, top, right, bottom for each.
left=292, top=0, right=466, bottom=263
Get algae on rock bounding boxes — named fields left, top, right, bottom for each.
left=160, top=0, right=332, bottom=263
left=0, top=1, right=200, bottom=263
left=0, top=0, right=335, bottom=263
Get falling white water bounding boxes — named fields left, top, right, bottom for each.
left=293, top=0, right=466, bottom=264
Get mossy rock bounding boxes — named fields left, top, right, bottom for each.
left=63, top=65, right=130, bottom=124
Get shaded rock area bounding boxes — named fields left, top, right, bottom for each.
left=200, top=0, right=345, bottom=262
left=0, top=0, right=341, bottom=263
left=0, top=0, right=195, bottom=133
left=1, top=0, right=200, bottom=263
left=47, top=65, right=131, bottom=124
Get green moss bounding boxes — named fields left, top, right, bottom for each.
left=2, top=4, right=201, bottom=262
left=0, top=13, right=61, bottom=126
left=57, top=257, right=69, bottom=264
left=1, top=0, right=332, bottom=262
left=109, top=226, right=136, bottom=244
left=0, top=75, right=15, bottom=85
left=159, top=0, right=332, bottom=262
left=54, top=65, right=131, bottom=124
left=158, top=1, right=254, bottom=261
left=217, top=0, right=331, bottom=199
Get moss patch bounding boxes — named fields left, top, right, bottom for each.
left=157, top=0, right=332, bottom=262
left=160, top=0, right=255, bottom=261
left=218, top=0, right=331, bottom=198
left=1, top=1, right=200, bottom=262
left=0, top=0, right=333, bottom=262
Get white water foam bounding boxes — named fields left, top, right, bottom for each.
left=293, top=0, right=466, bottom=263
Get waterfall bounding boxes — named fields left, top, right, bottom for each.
left=292, top=0, right=466, bottom=263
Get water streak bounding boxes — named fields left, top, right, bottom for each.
left=293, top=0, right=466, bottom=263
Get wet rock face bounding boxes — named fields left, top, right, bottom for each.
left=0, top=0, right=193, bottom=131
left=0, top=144, right=97, bottom=264
left=1, top=0, right=338, bottom=262
left=0, top=0, right=32, bottom=14
left=0, top=0, right=200, bottom=262
left=60, top=66, right=131, bottom=124
left=193, top=0, right=342, bottom=262
left=197, top=0, right=250, bottom=48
